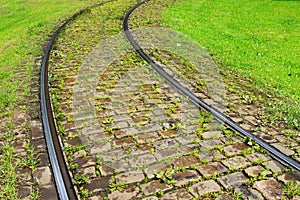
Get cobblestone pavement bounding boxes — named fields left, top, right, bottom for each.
left=67, top=32, right=299, bottom=199
left=47, top=1, right=300, bottom=199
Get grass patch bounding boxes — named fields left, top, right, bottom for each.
left=162, top=0, right=299, bottom=129
left=0, top=0, right=98, bottom=115
left=0, top=0, right=101, bottom=198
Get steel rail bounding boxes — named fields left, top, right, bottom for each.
left=40, top=3, right=109, bottom=200
left=123, top=0, right=300, bottom=171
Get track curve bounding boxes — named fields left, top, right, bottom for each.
left=40, top=3, right=108, bottom=200
left=123, top=0, right=300, bottom=171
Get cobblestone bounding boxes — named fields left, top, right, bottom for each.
left=271, top=143, right=294, bottom=156
left=277, top=171, right=300, bottom=184
left=160, top=188, right=193, bottom=200
left=173, top=170, right=200, bottom=187
left=217, top=172, right=248, bottom=189
left=254, top=178, right=285, bottom=200
left=115, top=170, right=145, bottom=184
left=128, top=154, right=157, bottom=168
left=173, top=155, right=199, bottom=168
left=202, top=131, right=222, bottom=139
left=244, top=165, right=270, bottom=177
left=108, top=187, right=140, bottom=200
left=223, top=143, right=248, bottom=156
left=32, top=167, right=53, bottom=185
left=198, top=162, right=227, bottom=176
left=140, top=180, right=172, bottom=196
left=190, top=180, right=221, bottom=197
left=222, top=156, right=250, bottom=169
left=235, top=186, right=264, bottom=200
left=263, top=160, right=285, bottom=173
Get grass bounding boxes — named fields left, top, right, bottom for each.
left=0, top=0, right=101, bottom=198
left=162, top=0, right=300, bottom=129
left=0, top=0, right=98, bottom=115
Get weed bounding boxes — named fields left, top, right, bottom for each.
left=232, top=190, right=243, bottom=200
left=73, top=173, right=89, bottom=185
left=109, top=181, right=128, bottom=192
left=282, top=180, right=300, bottom=198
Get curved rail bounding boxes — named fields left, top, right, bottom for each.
left=40, top=3, right=108, bottom=200
left=123, top=0, right=300, bottom=171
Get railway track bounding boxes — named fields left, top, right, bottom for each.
left=41, top=0, right=299, bottom=199
left=124, top=1, right=300, bottom=171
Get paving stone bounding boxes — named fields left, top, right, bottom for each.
left=109, top=160, right=130, bottom=172
left=230, top=117, right=243, bottom=123
left=75, top=156, right=97, bottom=168
left=130, top=144, right=153, bottom=155
left=39, top=184, right=58, bottom=200
left=182, top=125, right=198, bottom=134
left=200, top=139, right=223, bottom=148
left=199, top=149, right=226, bottom=161
left=83, top=177, right=110, bottom=194
left=31, top=124, right=44, bottom=140
left=139, top=124, right=161, bottom=133
left=271, top=143, right=294, bottom=156
left=222, top=156, right=250, bottom=169
left=246, top=152, right=271, bottom=162
left=112, top=121, right=129, bottom=129
left=31, top=138, right=46, bottom=150
left=245, top=116, right=257, bottom=126
left=32, top=166, right=53, bottom=185
left=244, top=165, right=270, bottom=177
left=140, top=180, right=172, bottom=196
left=76, top=166, right=96, bottom=177
left=18, top=186, right=31, bottom=200
left=202, top=131, right=222, bottom=139
left=198, top=162, right=227, bottom=176
left=99, top=165, right=115, bottom=176
left=128, top=154, right=156, bottom=168
left=240, top=123, right=252, bottom=131
left=91, top=142, right=111, bottom=154
left=17, top=168, right=32, bottom=182
left=217, top=172, right=248, bottom=189
left=173, top=155, right=199, bottom=168
left=216, top=194, right=235, bottom=200
left=153, top=139, right=177, bottom=150
left=176, top=135, right=197, bottom=145
left=223, top=143, right=248, bottom=156
left=190, top=180, right=221, bottom=197
left=142, top=197, right=158, bottom=200
left=88, top=196, right=104, bottom=200
left=160, top=188, right=193, bottom=200
left=234, top=186, right=264, bottom=200
left=123, top=127, right=139, bottom=136
left=144, top=162, right=168, bottom=179
left=173, top=170, right=200, bottom=187
left=108, top=186, right=139, bottom=200
left=259, top=133, right=278, bottom=143
left=113, top=137, right=135, bottom=148
left=263, top=160, right=285, bottom=173
left=254, top=178, right=285, bottom=200
left=115, top=170, right=145, bottom=184
left=277, top=171, right=300, bottom=184
left=137, top=132, right=158, bottom=144
left=159, top=130, right=176, bottom=138
left=154, top=148, right=180, bottom=160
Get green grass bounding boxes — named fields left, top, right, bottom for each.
left=0, top=0, right=98, bottom=115
left=0, top=0, right=100, bottom=198
left=162, top=0, right=299, bottom=129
